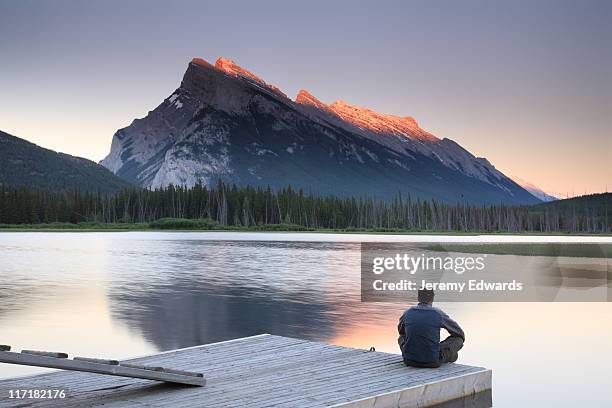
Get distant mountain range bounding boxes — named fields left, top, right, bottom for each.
left=511, top=176, right=558, bottom=202
left=100, top=57, right=540, bottom=205
left=0, top=130, right=132, bottom=194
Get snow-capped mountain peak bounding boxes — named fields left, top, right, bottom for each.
left=511, top=176, right=558, bottom=201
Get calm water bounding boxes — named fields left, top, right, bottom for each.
left=0, top=232, right=611, bottom=407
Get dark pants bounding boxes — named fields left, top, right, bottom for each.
left=399, top=335, right=464, bottom=368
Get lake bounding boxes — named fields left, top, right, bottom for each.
left=0, top=232, right=611, bottom=407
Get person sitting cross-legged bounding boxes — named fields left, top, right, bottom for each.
left=397, top=289, right=465, bottom=368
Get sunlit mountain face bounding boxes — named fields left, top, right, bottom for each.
left=511, top=176, right=558, bottom=202
left=101, top=57, right=540, bottom=205
left=296, top=90, right=436, bottom=142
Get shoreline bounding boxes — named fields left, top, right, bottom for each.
left=0, top=224, right=610, bottom=237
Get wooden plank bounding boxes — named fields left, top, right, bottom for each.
left=153, top=348, right=484, bottom=408
left=203, top=357, right=484, bottom=407
left=21, top=350, right=68, bottom=359
left=330, top=370, right=493, bottom=408
left=160, top=348, right=375, bottom=405
left=0, top=335, right=491, bottom=408
left=0, top=351, right=205, bottom=387
left=73, top=357, right=119, bottom=365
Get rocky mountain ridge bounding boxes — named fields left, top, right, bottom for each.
left=101, top=57, right=540, bottom=204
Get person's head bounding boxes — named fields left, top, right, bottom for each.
left=418, top=289, right=435, bottom=304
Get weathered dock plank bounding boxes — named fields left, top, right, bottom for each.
left=0, top=334, right=491, bottom=407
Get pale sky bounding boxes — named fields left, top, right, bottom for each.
left=0, top=0, right=610, bottom=196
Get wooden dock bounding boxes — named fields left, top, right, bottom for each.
left=0, top=334, right=491, bottom=407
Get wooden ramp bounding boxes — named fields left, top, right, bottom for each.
left=0, top=334, right=491, bottom=407
left=0, top=346, right=204, bottom=387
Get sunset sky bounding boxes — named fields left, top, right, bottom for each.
left=0, top=0, right=610, bottom=196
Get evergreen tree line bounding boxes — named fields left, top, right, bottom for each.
left=0, top=183, right=609, bottom=233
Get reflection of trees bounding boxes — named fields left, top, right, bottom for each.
left=108, top=280, right=338, bottom=351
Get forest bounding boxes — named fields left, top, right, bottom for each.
left=0, top=183, right=609, bottom=233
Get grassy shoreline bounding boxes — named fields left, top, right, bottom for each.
left=0, top=219, right=610, bottom=236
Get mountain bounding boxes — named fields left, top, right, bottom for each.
left=512, top=176, right=558, bottom=202
left=0, top=130, right=133, bottom=194
left=534, top=192, right=611, bottom=213
left=101, top=57, right=540, bottom=205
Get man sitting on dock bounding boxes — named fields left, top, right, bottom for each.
left=398, top=289, right=465, bottom=368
